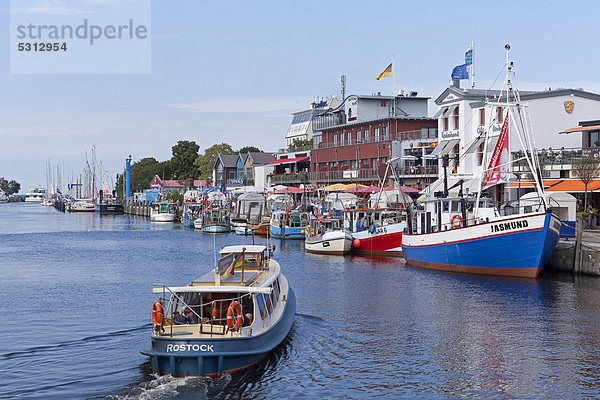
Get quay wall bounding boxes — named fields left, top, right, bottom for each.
left=546, top=215, right=600, bottom=276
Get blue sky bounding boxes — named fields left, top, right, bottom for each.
left=1, top=0, right=600, bottom=193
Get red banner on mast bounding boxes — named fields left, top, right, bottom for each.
left=484, top=115, right=509, bottom=189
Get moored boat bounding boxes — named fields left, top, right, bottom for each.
left=67, top=199, right=95, bottom=212
left=343, top=208, right=406, bottom=256
left=0, top=190, right=8, bottom=204
left=197, top=207, right=230, bottom=233
left=305, top=218, right=353, bottom=255
left=24, top=187, right=46, bottom=203
left=151, top=202, right=177, bottom=222
left=269, top=210, right=311, bottom=239
left=182, top=202, right=202, bottom=227
left=142, top=245, right=295, bottom=377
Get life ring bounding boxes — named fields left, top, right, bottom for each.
left=152, top=301, right=164, bottom=332
left=226, top=300, right=243, bottom=332
left=451, top=214, right=462, bottom=228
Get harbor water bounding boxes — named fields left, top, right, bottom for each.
left=2, top=203, right=600, bottom=399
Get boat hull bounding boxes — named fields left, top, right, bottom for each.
left=202, top=224, right=230, bottom=233
left=96, top=204, right=124, bottom=214
left=151, top=213, right=176, bottom=222
left=402, top=212, right=561, bottom=278
left=182, top=216, right=197, bottom=227
left=351, top=222, right=405, bottom=257
left=269, top=223, right=305, bottom=239
left=146, top=288, right=296, bottom=377
left=305, top=231, right=352, bottom=255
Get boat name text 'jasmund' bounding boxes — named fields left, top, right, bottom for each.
left=490, top=219, right=529, bottom=233
left=166, top=344, right=214, bottom=352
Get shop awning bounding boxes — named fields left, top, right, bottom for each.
left=545, top=179, right=600, bottom=193
left=267, top=156, right=309, bottom=166
left=559, top=124, right=600, bottom=134
left=431, top=139, right=459, bottom=156
left=506, top=179, right=563, bottom=189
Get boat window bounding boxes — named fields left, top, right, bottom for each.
left=273, top=278, right=280, bottom=301
left=256, top=293, right=267, bottom=319
left=265, top=293, right=273, bottom=314
left=270, top=283, right=278, bottom=308
left=442, top=201, right=450, bottom=212
left=451, top=201, right=461, bottom=213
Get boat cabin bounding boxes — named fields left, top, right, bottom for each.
left=152, top=245, right=285, bottom=338
left=152, top=202, right=176, bottom=214
left=310, top=217, right=343, bottom=236
left=271, top=210, right=311, bottom=228
left=343, top=208, right=405, bottom=233
left=408, top=197, right=495, bottom=234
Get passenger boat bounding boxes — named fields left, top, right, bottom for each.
left=24, top=187, right=46, bottom=203
left=182, top=202, right=202, bottom=227
left=305, top=218, right=353, bottom=255
left=401, top=47, right=561, bottom=278
left=142, top=245, right=296, bottom=377
left=151, top=202, right=177, bottom=222
left=269, top=210, right=311, bottom=239
left=343, top=208, right=406, bottom=256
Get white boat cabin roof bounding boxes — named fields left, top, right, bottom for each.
left=219, top=245, right=267, bottom=255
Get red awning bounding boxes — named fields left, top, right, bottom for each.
left=267, top=156, right=309, bottom=166
left=559, top=124, right=600, bottom=134
left=546, top=179, right=600, bottom=193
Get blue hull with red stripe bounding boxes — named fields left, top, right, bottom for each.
left=401, top=212, right=561, bottom=278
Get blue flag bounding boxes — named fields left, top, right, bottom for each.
left=465, top=48, right=473, bottom=66
left=451, top=64, right=469, bottom=80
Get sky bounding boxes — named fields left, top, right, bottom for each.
left=1, top=0, right=600, bottom=193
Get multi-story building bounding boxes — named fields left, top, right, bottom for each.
left=213, top=152, right=276, bottom=188
left=310, top=93, right=437, bottom=186
left=285, top=97, right=342, bottom=148
left=425, top=82, right=600, bottom=202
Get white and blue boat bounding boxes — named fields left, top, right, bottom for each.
left=269, top=210, right=311, bottom=239
left=143, top=245, right=295, bottom=377
left=182, top=202, right=202, bottom=228
left=401, top=47, right=561, bottom=279
left=197, top=207, right=231, bottom=233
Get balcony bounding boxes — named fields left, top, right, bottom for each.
left=268, top=173, right=306, bottom=185
left=511, top=147, right=600, bottom=173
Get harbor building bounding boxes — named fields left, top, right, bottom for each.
left=285, top=97, right=343, bottom=148
left=309, top=93, right=437, bottom=186
left=424, top=82, right=600, bottom=205
left=213, top=152, right=276, bottom=189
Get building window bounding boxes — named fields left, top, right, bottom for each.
left=452, top=143, right=460, bottom=167
left=319, top=162, right=326, bottom=169
left=479, top=108, right=485, bottom=126
left=443, top=117, right=449, bottom=131
left=328, top=161, right=335, bottom=168
left=453, top=106, right=459, bottom=130
left=333, top=134, right=337, bottom=146
left=340, top=160, right=348, bottom=167
left=381, top=126, right=388, bottom=140
left=351, top=159, right=358, bottom=170
left=362, top=158, right=368, bottom=165
left=590, top=131, right=600, bottom=147
left=371, top=158, right=378, bottom=169
left=380, top=157, right=388, bottom=164
left=497, top=107, right=504, bottom=123
left=477, top=142, right=484, bottom=166
left=374, top=127, right=380, bottom=141
left=346, top=132, right=351, bottom=145
left=364, top=129, right=369, bottom=142
left=356, top=130, right=361, bottom=143
left=339, top=133, right=343, bottom=145
left=229, top=170, right=236, bottom=179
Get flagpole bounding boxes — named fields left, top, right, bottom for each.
left=471, top=40, right=475, bottom=88
left=392, top=54, right=396, bottom=117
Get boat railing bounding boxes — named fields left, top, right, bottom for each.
left=154, top=284, right=253, bottom=338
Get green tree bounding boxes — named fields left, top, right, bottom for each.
left=573, top=157, right=600, bottom=210
left=170, top=140, right=200, bottom=181
left=0, top=178, right=20, bottom=195
left=194, top=143, right=234, bottom=181
left=288, top=138, right=313, bottom=151
left=239, top=146, right=261, bottom=154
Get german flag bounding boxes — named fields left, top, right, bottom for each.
left=375, top=63, right=392, bottom=80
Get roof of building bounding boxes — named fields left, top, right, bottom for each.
left=247, top=152, right=276, bottom=165
left=353, top=94, right=431, bottom=101
left=317, top=115, right=436, bottom=132
left=215, top=154, right=238, bottom=168
left=436, top=86, right=600, bottom=105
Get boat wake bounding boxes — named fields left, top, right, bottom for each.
left=0, top=324, right=150, bottom=360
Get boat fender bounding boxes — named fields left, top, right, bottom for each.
left=451, top=214, right=462, bottom=228
left=152, top=301, right=164, bottom=332
left=226, top=301, right=243, bottom=332
left=369, top=224, right=376, bottom=234
left=353, top=239, right=361, bottom=248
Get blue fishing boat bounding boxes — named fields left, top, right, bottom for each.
left=401, top=46, right=561, bottom=278
left=269, top=210, right=311, bottom=239
left=142, top=245, right=295, bottom=377
left=182, top=202, right=202, bottom=228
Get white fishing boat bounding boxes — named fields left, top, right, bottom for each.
left=142, top=245, right=295, bottom=377
left=305, top=218, right=353, bottom=255
left=0, top=190, right=8, bottom=204
left=67, top=199, right=95, bottom=212
left=197, top=207, right=231, bottom=233
left=151, top=202, right=177, bottom=222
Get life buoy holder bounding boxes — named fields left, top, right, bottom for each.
left=451, top=214, right=462, bottom=228
left=152, top=301, right=164, bottom=332
left=226, top=300, right=243, bottom=332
